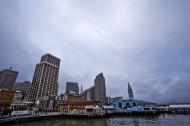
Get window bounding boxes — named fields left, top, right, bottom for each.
left=126, top=102, right=130, bottom=108
left=133, top=102, right=136, bottom=107
left=119, top=102, right=122, bottom=109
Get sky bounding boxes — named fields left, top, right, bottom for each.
left=0, top=0, right=190, bottom=103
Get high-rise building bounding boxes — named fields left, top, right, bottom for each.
left=28, top=53, right=60, bottom=103
left=0, top=68, right=18, bottom=90
left=13, top=81, right=31, bottom=101
left=94, top=73, right=106, bottom=105
left=65, top=82, right=79, bottom=94
left=87, top=86, right=95, bottom=101
left=81, top=86, right=95, bottom=101
left=128, top=82, right=134, bottom=100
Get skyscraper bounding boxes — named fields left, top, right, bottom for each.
left=65, top=82, right=79, bottom=94
left=128, top=82, right=134, bottom=100
left=28, top=53, right=60, bottom=102
left=94, top=73, right=106, bottom=105
left=0, top=68, right=18, bottom=90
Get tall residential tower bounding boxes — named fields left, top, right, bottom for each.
left=28, top=53, right=60, bottom=102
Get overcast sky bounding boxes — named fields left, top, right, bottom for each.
left=0, top=0, right=190, bottom=103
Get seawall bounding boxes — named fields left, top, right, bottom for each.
left=0, top=111, right=160, bottom=125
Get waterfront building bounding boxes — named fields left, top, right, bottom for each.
left=56, top=93, right=85, bottom=112
left=0, top=89, right=15, bottom=107
left=85, top=105, right=114, bottom=113
left=12, top=91, right=23, bottom=103
left=65, top=82, right=79, bottom=94
left=28, top=53, right=60, bottom=103
left=0, top=68, right=18, bottom=90
left=113, top=99, right=139, bottom=109
left=11, top=102, right=28, bottom=111
left=58, top=100, right=97, bottom=113
left=11, top=91, right=28, bottom=111
left=112, top=99, right=156, bottom=111
left=13, top=81, right=31, bottom=101
left=128, top=83, right=134, bottom=100
left=94, top=73, right=106, bottom=105
left=158, top=103, right=190, bottom=114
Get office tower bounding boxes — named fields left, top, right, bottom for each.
left=128, top=82, right=134, bottom=100
left=13, top=81, right=31, bottom=101
left=28, top=53, right=60, bottom=103
left=87, top=86, right=95, bottom=101
left=0, top=68, right=18, bottom=90
left=94, top=73, right=106, bottom=105
left=81, top=86, right=95, bottom=101
left=65, top=82, right=79, bottom=94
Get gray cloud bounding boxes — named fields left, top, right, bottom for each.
left=0, top=0, right=190, bottom=103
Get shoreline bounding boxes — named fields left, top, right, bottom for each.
left=0, top=111, right=160, bottom=124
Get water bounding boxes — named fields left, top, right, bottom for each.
left=4, top=114, right=190, bottom=126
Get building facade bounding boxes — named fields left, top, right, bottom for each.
left=28, top=53, right=60, bottom=103
left=112, top=99, right=156, bottom=111
left=94, top=73, right=106, bottom=105
left=63, top=92, right=82, bottom=102
left=65, top=82, right=79, bottom=94
left=0, top=68, right=18, bottom=90
left=0, top=89, right=15, bottom=107
left=13, top=81, right=31, bottom=101
left=81, top=86, right=95, bottom=101
left=12, top=91, right=23, bottom=103
left=113, top=100, right=139, bottom=109
left=58, top=101, right=97, bottom=113
left=11, top=91, right=28, bottom=111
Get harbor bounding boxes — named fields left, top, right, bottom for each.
left=2, top=103, right=190, bottom=125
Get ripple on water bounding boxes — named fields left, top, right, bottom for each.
left=4, top=114, right=190, bottom=126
